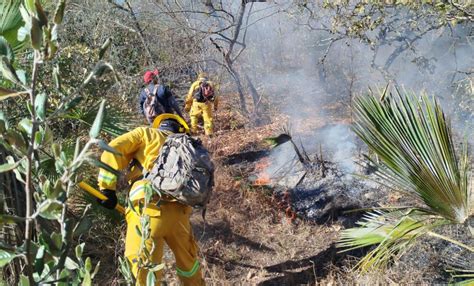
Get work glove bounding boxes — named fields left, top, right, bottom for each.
left=97, top=189, right=117, bottom=210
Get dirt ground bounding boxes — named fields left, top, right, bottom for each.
left=89, top=93, right=470, bottom=285
left=154, top=95, right=352, bottom=285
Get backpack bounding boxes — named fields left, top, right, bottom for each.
left=143, top=85, right=165, bottom=124
left=144, top=134, right=214, bottom=207
left=194, top=81, right=215, bottom=102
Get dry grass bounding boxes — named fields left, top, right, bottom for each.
left=84, top=92, right=456, bottom=285
left=180, top=94, right=344, bottom=284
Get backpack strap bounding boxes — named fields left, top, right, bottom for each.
left=145, top=85, right=160, bottom=98
left=157, top=85, right=168, bottom=98
left=194, top=81, right=206, bottom=102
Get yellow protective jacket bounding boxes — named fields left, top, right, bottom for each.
left=97, top=127, right=168, bottom=192
left=184, top=79, right=218, bottom=111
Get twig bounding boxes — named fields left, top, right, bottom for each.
left=24, top=51, right=41, bottom=286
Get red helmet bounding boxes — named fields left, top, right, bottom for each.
left=143, top=69, right=159, bottom=84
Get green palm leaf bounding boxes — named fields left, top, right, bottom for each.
left=63, top=100, right=138, bottom=137
left=352, top=90, right=471, bottom=223
left=0, top=0, right=26, bottom=53
left=338, top=209, right=447, bottom=272
left=339, top=89, right=473, bottom=273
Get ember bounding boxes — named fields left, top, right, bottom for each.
left=249, top=139, right=370, bottom=224
left=253, top=173, right=272, bottom=186
left=273, top=191, right=297, bottom=222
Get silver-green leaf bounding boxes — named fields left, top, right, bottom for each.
left=53, top=64, right=61, bottom=90
left=17, top=26, right=29, bottom=42
left=34, top=92, right=47, bottom=120
left=98, top=140, right=122, bottom=156
left=85, top=158, right=119, bottom=177
left=146, top=270, right=156, bottom=286
left=89, top=100, right=106, bottom=138
left=18, top=118, right=33, bottom=136
left=16, top=69, right=27, bottom=85
left=75, top=243, right=85, bottom=259
left=38, top=199, right=63, bottom=220
left=0, top=249, right=18, bottom=267
left=0, top=160, right=21, bottom=173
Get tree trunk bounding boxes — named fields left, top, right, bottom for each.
left=244, top=73, right=260, bottom=114
left=227, top=62, right=248, bottom=114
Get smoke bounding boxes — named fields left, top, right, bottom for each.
left=230, top=2, right=473, bottom=174
left=138, top=0, right=472, bottom=170
left=319, top=125, right=357, bottom=174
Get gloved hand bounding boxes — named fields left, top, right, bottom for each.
left=97, top=189, right=117, bottom=210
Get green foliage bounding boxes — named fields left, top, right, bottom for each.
left=124, top=186, right=166, bottom=284
left=0, top=36, right=14, bottom=61
left=320, top=0, right=472, bottom=29
left=353, top=89, right=470, bottom=223
left=338, top=209, right=446, bottom=271
left=0, top=1, right=126, bottom=284
left=338, top=89, right=472, bottom=273
left=118, top=256, right=135, bottom=285
left=0, top=0, right=26, bottom=52
left=0, top=249, right=19, bottom=267
left=89, top=100, right=106, bottom=139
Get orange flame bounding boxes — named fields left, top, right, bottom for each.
left=253, top=158, right=272, bottom=186
left=253, top=173, right=271, bottom=186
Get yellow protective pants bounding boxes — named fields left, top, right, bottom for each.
left=190, top=101, right=213, bottom=135
left=124, top=201, right=204, bottom=286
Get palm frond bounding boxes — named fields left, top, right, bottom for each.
left=338, top=209, right=446, bottom=272
left=63, top=100, right=138, bottom=137
left=447, top=269, right=474, bottom=286
left=353, top=90, right=471, bottom=223
left=38, top=157, right=60, bottom=181
left=445, top=249, right=474, bottom=285
left=0, top=0, right=26, bottom=53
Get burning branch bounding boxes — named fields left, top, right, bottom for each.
left=273, top=191, right=297, bottom=222
left=281, top=126, right=311, bottom=166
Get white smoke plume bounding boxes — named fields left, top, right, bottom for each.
left=235, top=2, right=473, bottom=173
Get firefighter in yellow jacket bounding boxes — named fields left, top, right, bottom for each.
left=184, top=72, right=218, bottom=135
left=96, top=114, right=204, bottom=286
